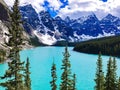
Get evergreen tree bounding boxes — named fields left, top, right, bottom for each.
left=24, top=57, right=31, bottom=90
left=0, top=49, right=6, bottom=63
left=105, top=57, right=117, bottom=90
left=50, top=61, right=57, bottom=90
left=112, top=57, right=117, bottom=90
left=60, top=46, right=73, bottom=90
left=72, top=74, right=76, bottom=90
left=94, top=52, right=105, bottom=90
left=117, top=77, right=120, bottom=90
left=0, top=0, right=26, bottom=90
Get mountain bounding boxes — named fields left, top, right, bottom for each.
left=0, top=0, right=31, bottom=51
left=19, top=4, right=120, bottom=45
left=0, top=0, right=10, bottom=49
left=0, top=0, right=13, bottom=62
left=73, top=35, right=120, bottom=56
left=0, top=0, right=9, bottom=21
left=100, top=14, right=120, bottom=35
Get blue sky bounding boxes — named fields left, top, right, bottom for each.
left=43, top=1, right=57, bottom=17
left=43, top=0, right=108, bottom=17
left=101, top=0, right=108, bottom=2
left=60, top=0, right=68, bottom=8
left=43, top=0, right=69, bottom=17
left=4, top=0, right=120, bottom=19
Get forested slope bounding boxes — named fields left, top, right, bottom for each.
left=74, top=35, right=120, bottom=56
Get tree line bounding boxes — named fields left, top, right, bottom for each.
left=74, top=35, right=120, bottom=57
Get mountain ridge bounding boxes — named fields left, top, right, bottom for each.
left=19, top=4, right=120, bottom=45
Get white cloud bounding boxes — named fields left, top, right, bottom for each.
left=3, top=0, right=120, bottom=19
left=46, top=0, right=62, bottom=10
left=4, top=0, right=44, bottom=6
left=58, top=0, right=120, bottom=19
left=4, top=0, right=45, bottom=12
left=4, top=0, right=62, bottom=12
left=4, top=0, right=14, bottom=6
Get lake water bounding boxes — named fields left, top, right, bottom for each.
left=0, top=46, right=120, bottom=90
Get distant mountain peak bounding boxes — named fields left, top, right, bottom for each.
left=54, top=16, right=62, bottom=21
left=65, top=16, right=71, bottom=23
left=19, top=4, right=120, bottom=45
left=102, top=14, right=118, bottom=21
left=87, top=13, right=98, bottom=21
left=106, top=14, right=116, bottom=18
left=88, top=13, right=96, bottom=17
left=20, top=4, right=36, bottom=13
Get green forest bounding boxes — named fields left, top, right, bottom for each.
left=74, top=35, right=120, bottom=57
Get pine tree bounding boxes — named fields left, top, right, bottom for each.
left=24, top=57, right=31, bottom=90
left=117, top=77, right=120, bottom=90
left=72, top=74, right=76, bottom=90
left=0, top=49, right=6, bottom=63
left=105, top=57, right=112, bottom=90
left=0, top=0, right=25, bottom=90
left=60, top=46, right=73, bottom=90
left=112, top=57, right=117, bottom=90
left=105, top=57, right=117, bottom=90
left=94, top=52, right=105, bottom=90
left=50, top=61, right=57, bottom=90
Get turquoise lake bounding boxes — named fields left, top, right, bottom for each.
left=0, top=46, right=120, bottom=90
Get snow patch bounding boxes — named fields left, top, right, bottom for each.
left=73, top=30, right=115, bottom=42
left=33, top=30, right=57, bottom=45
left=117, top=26, right=120, bottom=30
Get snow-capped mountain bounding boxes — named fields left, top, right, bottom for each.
left=20, top=4, right=120, bottom=45
left=100, top=14, right=120, bottom=35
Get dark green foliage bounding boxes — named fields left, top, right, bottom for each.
left=74, top=35, right=120, bottom=56
left=0, top=0, right=27, bottom=90
left=94, top=52, right=105, bottom=90
left=29, top=36, right=47, bottom=46
left=7, top=0, right=23, bottom=47
left=0, top=49, right=6, bottom=63
left=53, top=41, right=78, bottom=46
left=94, top=54, right=120, bottom=90
left=24, top=57, right=31, bottom=90
left=60, top=46, right=73, bottom=90
left=50, top=62, right=57, bottom=90
left=112, top=57, right=117, bottom=90
left=105, top=57, right=113, bottom=90
left=105, top=57, right=117, bottom=90
left=117, top=77, right=120, bottom=90
left=50, top=47, right=77, bottom=90
left=72, top=74, right=76, bottom=90
left=0, top=48, right=25, bottom=90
